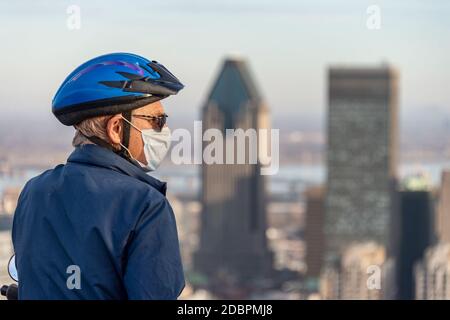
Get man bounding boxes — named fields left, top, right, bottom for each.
left=11, top=53, right=185, bottom=299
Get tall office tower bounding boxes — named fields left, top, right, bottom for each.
left=305, top=186, right=325, bottom=280
left=397, top=187, right=434, bottom=299
left=436, top=171, right=450, bottom=243
left=415, top=243, right=450, bottom=300
left=324, top=65, right=399, bottom=263
left=193, top=57, right=273, bottom=283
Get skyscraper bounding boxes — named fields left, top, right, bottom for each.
left=414, top=171, right=450, bottom=300
left=325, top=65, right=399, bottom=263
left=397, top=188, right=434, bottom=299
left=320, top=242, right=389, bottom=300
left=305, top=186, right=325, bottom=279
left=436, top=171, right=450, bottom=243
left=193, top=57, right=273, bottom=284
left=415, top=243, right=450, bottom=300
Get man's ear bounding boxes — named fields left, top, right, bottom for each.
left=106, top=114, right=123, bottom=145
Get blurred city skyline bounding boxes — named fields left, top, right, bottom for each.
left=0, top=0, right=449, bottom=120
left=0, top=1, right=450, bottom=300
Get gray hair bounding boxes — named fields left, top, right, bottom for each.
left=72, top=115, right=119, bottom=150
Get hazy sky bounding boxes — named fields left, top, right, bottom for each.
left=0, top=0, right=449, bottom=123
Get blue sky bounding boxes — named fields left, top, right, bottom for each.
left=0, top=0, right=449, bottom=121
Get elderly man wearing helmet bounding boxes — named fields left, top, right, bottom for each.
left=11, top=53, right=185, bottom=300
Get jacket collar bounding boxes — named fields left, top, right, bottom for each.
left=67, top=144, right=167, bottom=196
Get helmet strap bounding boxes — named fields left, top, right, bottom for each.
left=121, top=110, right=132, bottom=155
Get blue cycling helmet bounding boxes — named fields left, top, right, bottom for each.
left=52, top=52, right=184, bottom=126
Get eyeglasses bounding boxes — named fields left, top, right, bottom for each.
left=133, top=113, right=168, bottom=131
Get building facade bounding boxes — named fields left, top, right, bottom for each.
left=415, top=243, right=450, bottom=300
left=325, top=66, right=399, bottom=263
left=320, top=242, right=392, bottom=299
left=305, top=186, right=325, bottom=279
left=396, top=188, right=434, bottom=299
left=436, top=171, right=450, bottom=243
left=194, top=58, right=273, bottom=284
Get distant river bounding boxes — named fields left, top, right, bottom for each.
left=2, top=162, right=450, bottom=197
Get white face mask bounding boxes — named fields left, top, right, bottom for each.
left=120, top=117, right=172, bottom=172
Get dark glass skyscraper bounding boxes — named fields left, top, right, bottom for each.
left=193, top=58, right=273, bottom=284
left=324, top=65, right=399, bottom=263
left=397, top=190, right=434, bottom=299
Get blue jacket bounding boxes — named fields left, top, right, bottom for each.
left=12, top=144, right=185, bottom=300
